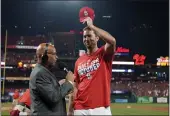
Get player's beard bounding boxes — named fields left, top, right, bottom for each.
left=85, top=43, right=98, bottom=54
left=84, top=40, right=95, bottom=49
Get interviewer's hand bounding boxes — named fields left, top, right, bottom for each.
left=66, top=71, right=74, bottom=83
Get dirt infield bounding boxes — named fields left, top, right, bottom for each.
left=2, top=105, right=168, bottom=112
left=1, top=107, right=11, bottom=111
left=151, top=107, right=168, bottom=112
left=2, top=103, right=168, bottom=116
left=2, top=105, right=169, bottom=116
left=111, top=105, right=168, bottom=112
left=132, top=106, right=168, bottom=112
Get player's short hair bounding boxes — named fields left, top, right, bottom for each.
left=83, top=26, right=97, bottom=36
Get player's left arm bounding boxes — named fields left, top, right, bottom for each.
left=90, top=25, right=116, bottom=54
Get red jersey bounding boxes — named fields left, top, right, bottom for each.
left=13, top=91, right=19, bottom=99
left=74, top=46, right=114, bottom=110
left=18, top=89, right=31, bottom=107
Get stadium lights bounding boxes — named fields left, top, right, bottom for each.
left=112, top=69, right=134, bottom=72
left=112, top=61, right=134, bottom=65
left=6, top=77, right=30, bottom=80
left=1, top=62, right=5, bottom=65
left=1, top=66, right=13, bottom=69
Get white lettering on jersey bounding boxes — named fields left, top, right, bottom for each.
left=77, top=58, right=100, bottom=79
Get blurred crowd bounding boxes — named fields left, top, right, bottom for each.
left=1, top=68, right=32, bottom=77
left=111, top=80, right=169, bottom=97
left=1, top=35, right=169, bottom=102
left=1, top=80, right=168, bottom=103
left=1, top=36, right=47, bottom=46
left=3, top=80, right=169, bottom=97
left=1, top=52, right=35, bottom=65
left=1, top=35, right=77, bottom=63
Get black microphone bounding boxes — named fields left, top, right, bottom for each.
left=58, top=62, right=69, bottom=73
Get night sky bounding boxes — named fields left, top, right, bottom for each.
left=1, top=0, right=169, bottom=64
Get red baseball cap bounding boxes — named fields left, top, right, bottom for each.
left=79, top=6, right=95, bottom=22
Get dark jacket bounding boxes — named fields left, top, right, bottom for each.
left=29, top=64, right=73, bottom=116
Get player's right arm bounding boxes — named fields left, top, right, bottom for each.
left=67, top=83, right=78, bottom=115
left=68, top=61, right=79, bottom=115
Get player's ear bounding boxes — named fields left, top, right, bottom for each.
left=96, top=36, right=99, bottom=42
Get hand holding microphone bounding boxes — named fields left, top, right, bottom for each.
left=65, top=71, right=74, bottom=83
left=58, top=62, right=74, bottom=83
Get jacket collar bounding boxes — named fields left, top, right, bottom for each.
left=36, top=63, right=56, bottom=79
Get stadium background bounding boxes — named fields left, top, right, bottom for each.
left=1, top=0, right=169, bottom=115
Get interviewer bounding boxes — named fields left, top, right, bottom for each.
left=29, top=43, right=74, bottom=116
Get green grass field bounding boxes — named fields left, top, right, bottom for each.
left=1, top=102, right=169, bottom=115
